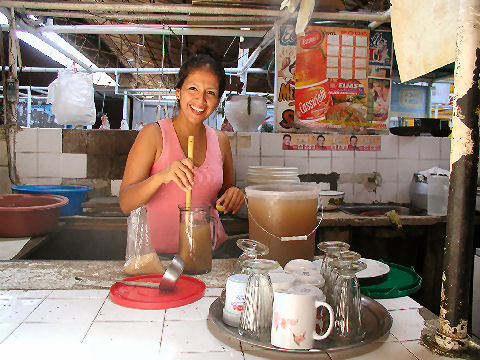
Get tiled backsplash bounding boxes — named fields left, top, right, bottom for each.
left=10, top=128, right=451, bottom=204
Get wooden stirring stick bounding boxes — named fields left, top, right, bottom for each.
left=185, top=135, right=194, bottom=209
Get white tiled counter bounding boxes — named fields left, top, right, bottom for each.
left=0, top=260, right=470, bottom=359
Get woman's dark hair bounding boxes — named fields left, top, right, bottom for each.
left=283, top=134, right=291, bottom=140
left=317, top=134, right=325, bottom=141
left=175, top=47, right=226, bottom=98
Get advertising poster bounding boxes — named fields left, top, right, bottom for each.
left=294, top=26, right=376, bottom=134
left=282, top=133, right=381, bottom=151
left=367, top=78, right=391, bottom=125
left=368, top=30, right=393, bottom=79
left=274, top=24, right=296, bottom=132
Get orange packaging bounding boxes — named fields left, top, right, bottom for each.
left=295, top=29, right=331, bottom=123
left=295, top=80, right=332, bottom=122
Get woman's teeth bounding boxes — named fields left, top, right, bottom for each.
left=190, top=105, right=205, bottom=114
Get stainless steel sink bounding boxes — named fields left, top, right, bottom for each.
left=339, top=204, right=426, bottom=216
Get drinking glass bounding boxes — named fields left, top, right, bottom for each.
left=316, top=241, right=350, bottom=298
left=233, top=239, right=269, bottom=275
left=238, top=258, right=279, bottom=342
left=330, top=259, right=367, bottom=341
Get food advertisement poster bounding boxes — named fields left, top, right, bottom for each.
left=294, top=26, right=376, bottom=134
left=282, top=133, right=381, bottom=151
left=274, top=24, right=296, bottom=131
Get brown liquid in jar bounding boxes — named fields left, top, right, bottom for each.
left=247, top=197, right=317, bottom=267
left=178, top=222, right=212, bottom=274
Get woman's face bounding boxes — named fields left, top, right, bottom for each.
left=175, top=67, right=220, bottom=124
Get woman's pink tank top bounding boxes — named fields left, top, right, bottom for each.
left=146, top=118, right=227, bottom=253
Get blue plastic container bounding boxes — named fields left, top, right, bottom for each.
left=11, top=185, right=93, bottom=216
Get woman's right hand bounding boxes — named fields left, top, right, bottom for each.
left=161, top=158, right=195, bottom=191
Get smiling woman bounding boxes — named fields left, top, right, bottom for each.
left=119, top=46, right=245, bottom=256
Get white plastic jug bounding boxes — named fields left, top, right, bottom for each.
left=427, top=174, right=449, bottom=216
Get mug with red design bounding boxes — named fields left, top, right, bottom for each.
left=271, top=287, right=334, bottom=350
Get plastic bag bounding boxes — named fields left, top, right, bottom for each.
left=47, top=70, right=96, bottom=126
left=124, top=206, right=165, bottom=275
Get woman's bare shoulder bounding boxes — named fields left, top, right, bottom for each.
left=136, top=122, right=162, bottom=143
left=214, top=128, right=229, bottom=146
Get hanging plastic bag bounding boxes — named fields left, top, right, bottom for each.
left=124, top=206, right=165, bottom=275
left=47, top=69, right=96, bottom=126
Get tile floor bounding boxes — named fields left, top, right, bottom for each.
left=0, top=291, right=471, bottom=359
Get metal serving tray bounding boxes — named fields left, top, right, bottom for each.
left=208, top=295, right=392, bottom=354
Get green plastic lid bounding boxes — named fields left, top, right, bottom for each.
left=360, top=261, right=422, bottom=299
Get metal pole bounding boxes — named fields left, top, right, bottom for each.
left=26, top=86, right=31, bottom=127
left=0, top=1, right=389, bottom=21
left=422, top=0, right=480, bottom=356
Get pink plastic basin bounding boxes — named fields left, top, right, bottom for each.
left=0, top=194, right=69, bottom=237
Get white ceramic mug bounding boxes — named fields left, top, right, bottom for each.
left=271, top=289, right=334, bottom=350
left=223, top=273, right=248, bottom=327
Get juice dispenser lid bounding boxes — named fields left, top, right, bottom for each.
left=245, top=184, right=318, bottom=200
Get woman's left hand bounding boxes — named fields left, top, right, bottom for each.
left=216, top=186, right=244, bottom=214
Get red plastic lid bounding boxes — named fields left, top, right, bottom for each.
left=109, top=274, right=206, bottom=310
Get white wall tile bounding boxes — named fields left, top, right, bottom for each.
left=440, top=137, right=451, bottom=160
left=355, top=149, right=376, bottom=159
left=111, top=180, right=122, bottom=196
left=439, top=159, right=450, bottom=171
left=97, top=298, right=165, bottom=322
left=309, top=149, right=332, bottom=158
left=332, top=152, right=354, bottom=173
left=165, top=297, right=215, bottom=321
left=377, top=135, right=399, bottom=159
left=376, top=182, right=397, bottom=203
left=377, top=297, right=421, bottom=311
left=61, top=153, right=87, bottom=178
left=0, top=290, right=52, bottom=299
left=15, top=128, right=37, bottom=153
left=84, top=321, right=163, bottom=350
left=377, top=159, right=398, bottom=182
left=15, top=153, right=38, bottom=178
left=259, top=156, right=284, bottom=167
left=25, top=298, right=104, bottom=323
left=235, top=156, right=260, bottom=183
left=0, top=322, right=19, bottom=343
left=48, top=290, right=109, bottom=299
left=354, top=183, right=376, bottom=203
left=36, top=177, right=62, bottom=185
left=161, top=320, right=240, bottom=353
left=338, top=183, right=354, bottom=203
left=328, top=342, right=417, bottom=360
left=38, top=153, right=62, bottom=177
left=399, top=137, right=420, bottom=159
left=309, top=157, right=331, bottom=173
left=0, top=298, right=42, bottom=323
left=19, top=177, right=38, bottom=185
left=260, top=133, right=283, bottom=156
left=3, top=322, right=91, bottom=345
left=38, top=128, right=62, bottom=153
left=284, top=149, right=308, bottom=158
left=388, top=309, right=425, bottom=341
left=397, top=181, right=411, bottom=204
left=419, top=159, right=441, bottom=171
left=355, top=158, right=376, bottom=173
left=285, top=157, right=308, bottom=174
left=397, top=159, right=419, bottom=183
left=419, top=137, right=440, bottom=160
left=236, top=133, right=260, bottom=156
